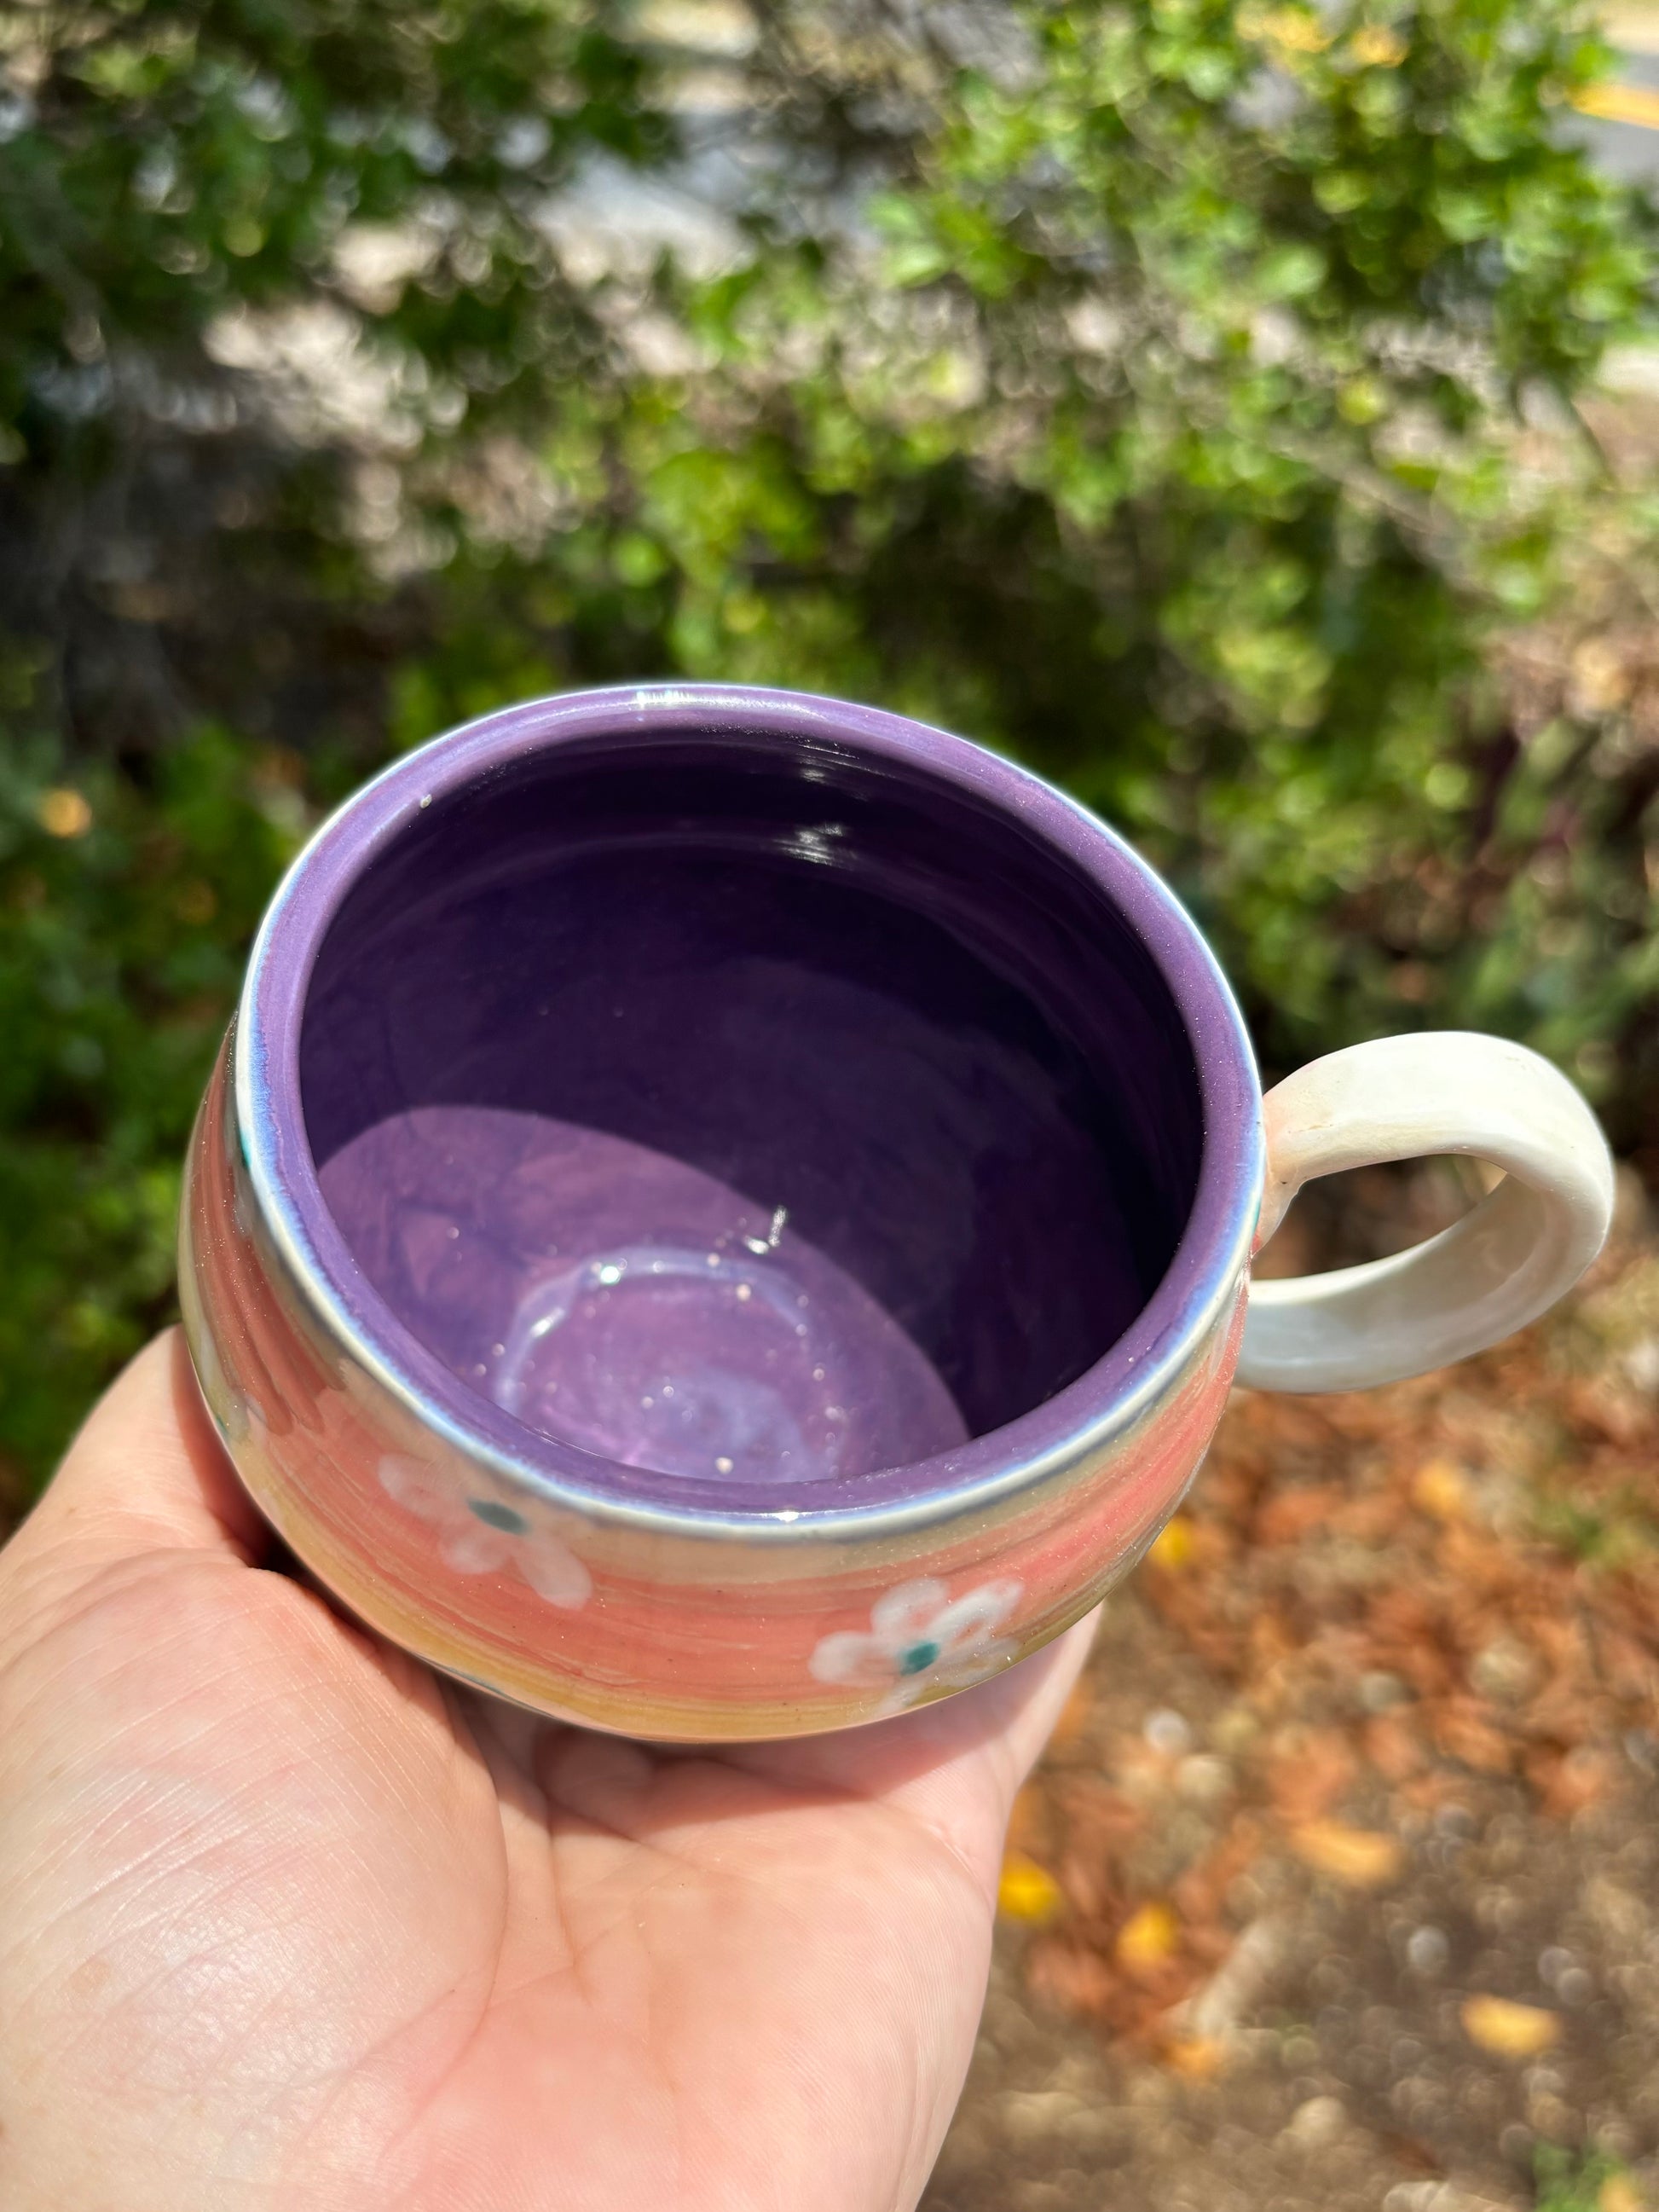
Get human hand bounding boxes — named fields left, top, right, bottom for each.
left=0, top=1333, right=1092, bottom=2212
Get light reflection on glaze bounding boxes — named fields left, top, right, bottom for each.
left=318, top=1108, right=969, bottom=1489
left=182, top=683, right=1267, bottom=1740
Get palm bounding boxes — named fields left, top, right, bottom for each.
left=0, top=1338, right=1090, bottom=2212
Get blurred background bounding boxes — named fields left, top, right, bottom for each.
left=2, top=0, right=1658, bottom=2204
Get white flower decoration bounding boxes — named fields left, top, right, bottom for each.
left=809, top=1577, right=1024, bottom=1713
left=378, top=1455, right=592, bottom=1610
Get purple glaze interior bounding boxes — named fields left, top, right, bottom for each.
left=318, top=1112, right=972, bottom=1487
left=296, top=710, right=1208, bottom=1493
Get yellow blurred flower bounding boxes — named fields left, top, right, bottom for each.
left=1162, top=2034, right=1227, bottom=2079
left=1412, top=1456, right=1468, bottom=1522
left=38, top=787, right=92, bottom=838
left=1148, top=1514, right=1194, bottom=1569
left=1460, top=1994, right=1561, bottom=2058
left=1115, top=1901, right=1181, bottom=1974
left=1240, top=5, right=1332, bottom=53
left=997, top=1852, right=1065, bottom=1924
left=1350, top=24, right=1407, bottom=65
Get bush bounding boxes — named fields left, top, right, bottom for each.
left=0, top=0, right=1653, bottom=1484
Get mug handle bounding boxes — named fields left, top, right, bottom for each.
left=1237, top=1032, right=1616, bottom=1393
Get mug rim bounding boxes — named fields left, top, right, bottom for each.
left=237, top=682, right=1264, bottom=1538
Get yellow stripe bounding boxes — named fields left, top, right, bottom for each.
left=1571, top=78, right=1659, bottom=128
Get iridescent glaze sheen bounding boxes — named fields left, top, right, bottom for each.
left=180, top=685, right=1263, bottom=1739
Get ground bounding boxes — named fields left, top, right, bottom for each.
left=926, top=1177, right=1659, bottom=2212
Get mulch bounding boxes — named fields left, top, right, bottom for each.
left=928, top=1210, right=1659, bottom=2212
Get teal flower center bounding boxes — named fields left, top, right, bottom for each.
left=469, top=1498, right=529, bottom=1535
left=898, top=1639, right=941, bottom=1676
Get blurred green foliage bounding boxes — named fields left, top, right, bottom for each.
left=1533, top=2143, right=1629, bottom=2210
left=0, top=720, right=295, bottom=1467
left=0, top=0, right=1655, bottom=1482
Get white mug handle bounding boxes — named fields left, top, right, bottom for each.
left=1237, top=1033, right=1616, bottom=1393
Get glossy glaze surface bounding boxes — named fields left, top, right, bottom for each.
left=1239, top=1031, right=1616, bottom=1390
left=296, top=710, right=1211, bottom=1492
left=319, top=1107, right=971, bottom=1485
left=182, top=685, right=1264, bottom=1738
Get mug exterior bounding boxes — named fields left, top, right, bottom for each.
left=179, top=686, right=1264, bottom=1740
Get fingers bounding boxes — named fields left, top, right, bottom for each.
left=975, top=1608, right=1100, bottom=1798
left=879, top=1606, right=1098, bottom=1814
left=849, top=1612, right=1097, bottom=1891
left=7, top=1331, right=269, bottom=1578
left=721, top=1604, right=1100, bottom=1856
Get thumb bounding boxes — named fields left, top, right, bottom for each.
left=4, top=1331, right=269, bottom=1586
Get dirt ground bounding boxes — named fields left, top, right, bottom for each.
left=926, top=1178, right=1659, bottom=2212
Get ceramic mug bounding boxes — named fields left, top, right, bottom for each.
left=180, top=685, right=1615, bottom=1739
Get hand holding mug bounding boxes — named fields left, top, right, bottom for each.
left=0, top=684, right=1614, bottom=2212
left=0, top=1329, right=1093, bottom=2211
left=180, top=686, right=1614, bottom=1735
